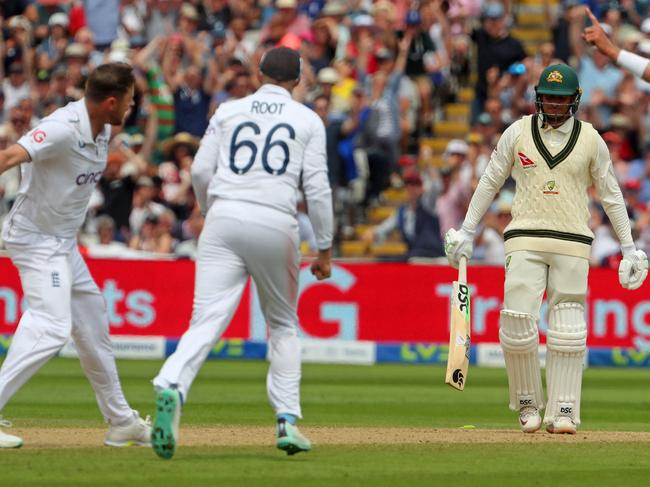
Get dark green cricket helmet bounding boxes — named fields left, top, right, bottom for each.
left=534, top=64, right=582, bottom=121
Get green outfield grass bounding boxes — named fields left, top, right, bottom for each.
left=2, top=358, right=650, bottom=486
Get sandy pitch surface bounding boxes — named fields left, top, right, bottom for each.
left=12, top=426, right=650, bottom=449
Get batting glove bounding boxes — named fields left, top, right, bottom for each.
left=444, top=227, right=474, bottom=269
left=618, top=246, right=648, bottom=290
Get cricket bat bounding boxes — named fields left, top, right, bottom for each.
left=445, top=256, right=471, bottom=391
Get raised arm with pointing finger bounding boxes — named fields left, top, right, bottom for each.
left=582, top=7, right=650, bottom=81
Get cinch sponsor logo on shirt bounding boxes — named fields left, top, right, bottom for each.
left=517, top=152, right=536, bottom=168
left=76, top=171, right=103, bottom=185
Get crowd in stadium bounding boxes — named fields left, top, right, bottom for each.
left=0, top=0, right=648, bottom=267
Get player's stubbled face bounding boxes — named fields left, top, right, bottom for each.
left=111, top=85, right=135, bottom=125
left=541, top=94, right=572, bottom=127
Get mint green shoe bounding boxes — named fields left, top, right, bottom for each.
left=151, top=388, right=181, bottom=459
left=276, top=419, right=312, bottom=455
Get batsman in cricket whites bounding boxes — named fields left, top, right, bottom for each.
left=444, top=64, right=648, bottom=434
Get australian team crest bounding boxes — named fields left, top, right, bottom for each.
left=542, top=180, right=559, bottom=195
left=546, top=70, right=563, bottom=83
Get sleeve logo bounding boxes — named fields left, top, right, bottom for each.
left=31, top=129, right=46, bottom=143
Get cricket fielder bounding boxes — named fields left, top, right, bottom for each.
left=444, top=64, right=648, bottom=434
left=0, top=63, right=151, bottom=448
left=151, top=47, right=333, bottom=459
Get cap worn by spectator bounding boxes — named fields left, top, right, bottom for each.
left=352, top=14, right=374, bottom=29
left=482, top=2, right=505, bottom=19
left=65, top=43, right=87, bottom=59
left=136, top=176, right=155, bottom=188
left=439, top=166, right=454, bottom=177
left=321, top=1, right=347, bottom=16
left=145, top=214, right=160, bottom=225
left=180, top=3, right=200, bottom=21
left=399, top=154, right=417, bottom=167
left=36, top=69, right=51, bottom=82
left=108, top=39, right=132, bottom=63
left=445, top=139, right=469, bottom=156
left=371, top=0, right=396, bottom=19
left=161, top=132, right=200, bottom=158
left=618, top=28, right=643, bottom=45
left=130, top=133, right=145, bottom=146
left=212, top=22, right=227, bottom=40
left=375, top=47, right=394, bottom=61
left=623, top=179, right=641, bottom=192
left=8, top=15, right=31, bottom=32
left=477, top=112, right=493, bottom=125
left=52, top=65, right=67, bottom=79
left=609, top=113, right=630, bottom=129
left=403, top=170, right=423, bottom=186
left=602, top=131, right=622, bottom=144
left=405, top=10, right=421, bottom=26
left=508, top=62, right=527, bottom=75
left=276, top=0, right=297, bottom=8
left=317, top=67, right=339, bottom=84
left=48, top=12, right=69, bottom=29
left=9, top=63, right=25, bottom=75
left=466, top=132, right=484, bottom=145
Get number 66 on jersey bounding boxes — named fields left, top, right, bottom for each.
left=445, top=256, right=471, bottom=391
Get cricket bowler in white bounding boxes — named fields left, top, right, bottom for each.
left=0, top=63, right=151, bottom=448
left=445, top=64, right=648, bottom=434
left=151, top=47, right=333, bottom=459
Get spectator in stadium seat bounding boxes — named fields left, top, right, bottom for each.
left=84, top=215, right=132, bottom=259
left=474, top=196, right=511, bottom=264
left=174, top=204, right=204, bottom=260
left=169, top=65, right=212, bottom=137
left=2, top=63, right=30, bottom=118
left=470, top=2, right=526, bottom=123
left=435, top=145, right=474, bottom=236
left=402, top=8, right=444, bottom=132
left=362, top=169, right=445, bottom=258
left=128, top=212, right=174, bottom=254
left=35, top=12, right=69, bottom=71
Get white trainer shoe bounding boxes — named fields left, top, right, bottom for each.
left=104, top=412, right=152, bottom=447
left=518, top=406, right=542, bottom=433
left=546, top=416, right=577, bottom=435
left=0, top=418, right=23, bottom=448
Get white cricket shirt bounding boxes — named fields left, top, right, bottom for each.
left=463, top=115, right=633, bottom=258
left=192, top=84, right=333, bottom=250
left=2, top=99, right=110, bottom=239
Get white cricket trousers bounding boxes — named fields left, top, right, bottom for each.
left=153, top=200, right=303, bottom=417
left=503, top=250, right=589, bottom=317
left=0, top=230, right=134, bottom=425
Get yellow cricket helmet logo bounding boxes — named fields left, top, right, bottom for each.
left=546, top=70, right=563, bottom=83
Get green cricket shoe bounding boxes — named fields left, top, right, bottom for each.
left=151, top=388, right=181, bottom=460
left=276, top=419, right=312, bottom=456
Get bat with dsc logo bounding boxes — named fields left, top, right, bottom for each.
left=445, top=256, right=471, bottom=391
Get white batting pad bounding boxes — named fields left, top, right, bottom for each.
left=544, top=303, right=587, bottom=425
left=499, top=310, right=544, bottom=411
